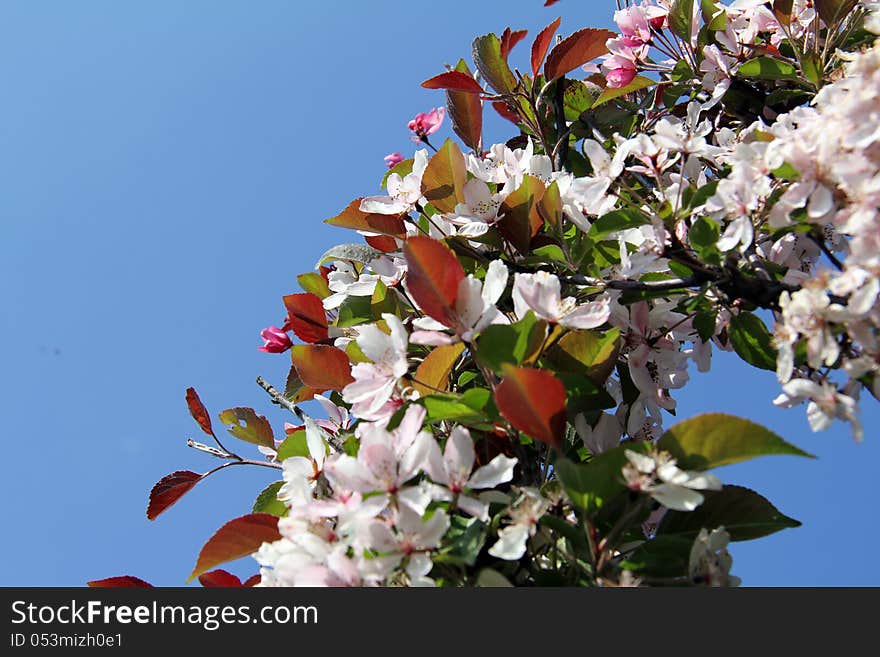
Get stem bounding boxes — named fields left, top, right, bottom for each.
left=256, top=375, right=303, bottom=419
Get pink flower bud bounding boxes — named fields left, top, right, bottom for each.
left=606, top=66, right=638, bottom=89
left=384, top=152, right=405, bottom=168
left=408, top=107, right=445, bottom=142
left=258, top=326, right=292, bottom=353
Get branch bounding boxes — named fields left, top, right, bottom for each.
left=256, top=375, right=303, bottom=420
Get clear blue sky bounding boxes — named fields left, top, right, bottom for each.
left=1, top=0, right=876, bottom=587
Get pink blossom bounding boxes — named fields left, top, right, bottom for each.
left=258, top=326, right=292, bottom=353
left=384, top=152, right=404, bottom=169
left=606, top=65, right=638, bottom=88
left=614, top=5, right=653, bottom=46
left=408, top=107, right=445, bottom=142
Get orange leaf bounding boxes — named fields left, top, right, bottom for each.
left=537, top=179, right=562, bottom=228
left=544, top=28, right=615, bottom=81
left=325, top=199, right=407, bottom=237
left=403, top=236, right=465, bottom=327
left=88, top=576, right=153, bottom=588
left=147, top=470, right=204, bottom=521
left=497, top=175, right=545, bottom=253
left=421, top=70, right=485, bottom=94
left=283, top=292, right=329, bottom=343
left=199, top=569, right=243, bottom=587
left=365, top=234, right=399, bottom=253
left=492, top=100, right=520, bottom=125
left=446, top=60, right=483, bottom=153
left=412, top=342, right=466, bottom=396
left=531, top=17, right=561, bottom=76
left=188, top=513, right=281, bottom=582
left=421, top=138, right=467, bottom=214
left=495, top=366, right=567, bottom=449
left=500, top=27, right=529, bottom=61
left=185, top=387, right=214, bottom=436
left=290, top=344, right=354, bottom=391
left=218, top=407, right=275, bottom=448
left=243, top=574, right=262, bottom=587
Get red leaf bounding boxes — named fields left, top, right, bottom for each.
left=147, top=470, right=204, bottom=521
left=88, top=576, right=154, bottom=588
left=325, top=199, right=407, bottom=237
left=365, top=234, right=399, bottom=253
left=243, top=574, right=262, bottom=587
left=500, top=27, right=528, bottom=61
left=531, top=17, right=561, bottom=76
left=544, top=0, right=560, bottom=6
left=497, top=175, right=545, bottom=253
left=421, top=70, right=485, bottom=94
left=290, top=344, right=354, bottom=391
left=544, top=28, right=615, bottom=81
left=446, top=60, right=483, bottom=153
left=282, top=292, right=329, bottom=343
left=403, top=236, right=465, bottom=327
left=189, top=513, right=281, bottom=582
left=185, top=387, right=214, bottom=436
left=198, top=569, right=243, bottom=587
left=495, top=366, right=567, bottom=449
left=492, top=101, right=520, bottom=125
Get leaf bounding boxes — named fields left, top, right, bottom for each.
left=315, top=243, right=381, bottom=268
left=668, top=0, right=695, bottom=42
left=472, top=33, right=518, bottom=94
left=324, top=199, right=406, bottom=236
left=185, top=387, right=214, bottom=436
left=371, top=279, right=403, bottom=319
left=772, top=0, right=794, bottom=26
left=659, top=485, right=801, bottom=541
left=554, top=444, right=641, bottom=514
left=587, top=209, right=649, bottom=240
left=537, top=179, right=562, bottom=228
left=814, top=0, right=857, bottom=27
left=198, top=569, right=243, bottom=587
left=657, top=412, right=815, bottom=471
left=728, top=311, right=777, bottom=371
left=421, top=70, right=485, bottom=94
left=147, top=470, right=204, bottom=521
left=218, top=407, right=275, bottom=449
left=621, top=535, right=693, bottom=577
left=543, top=327, right=621, bottom=385
left=421, top=138, right=467, bottom=214
left=737, top=57, right=799, bottom=81
left=475, top=569, right=513, bottom=587
left=412, top=342, right=465, bottom=397
left=243, top=574, right=261, bottom=587
left=290, top=344, right=354, bottom=391
left=364, top=234, right=398, bottom=253
left=435, top=516, right=488, bottom=567
left=562, top=80, right=596, bottom=122
left=592, top=75, right=657, bottom=107
left=492, top=100, right=521, bottom=125
left=297, top=272, right=331, bottom=299
left=500, top=27, right=529, bottom=61
left=422, top=389, right=493, bottom=424
left=283, top=365, right=318, bottom=403
left=403, top=236, right=465, bottom=327
left=544, top=28, right=615, bottom=81
left=188, top=513, right=281, bottom=582
left=531, top=17, right=561, bottom=76
left=276, top=429, right=311, bottom=461
left=495, top=366, right=566, bottom=449
left=88, top=576, right=154, bottom=588
left=336, top=295, right=373, bottom=328
left=446, top=60, right=483, bottom=153
left=252, top=481, right=287, bottom=517
left=282, top=292, right=328, bottom=343
left=497, top=175, right=545, bottom=253
left=475, top=311, right=547, bottom=373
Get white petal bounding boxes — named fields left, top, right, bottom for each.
left=444, top=426, right=476, bottom=487
left=481, top=260, right=509, bottom=306
left=468, top=454, right=517, bottom=489
left=488, top=524, right=530, bottom=560
left=560, top=297, right=611, bottom=329
left=457, top=495, right=490, bottom=522
left=323, top=454, right=376, bottom=493
left=650, top=484, right=705, bottom=511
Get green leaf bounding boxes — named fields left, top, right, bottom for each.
left=621, top=535, right=693, bottom=577
left=592, top=75, right=657, bottom=107
left=737, top=57, right=798, bottom=81
left=669, top=0, right=695, bottom=41
left=543, top=328, right=621, bottom=386
left=562, top=79, right=596, bottom=122
left=472, top=33, right=517, bottom=95
left=218, top=407, right=275, bottom=449
left=554, top=443, right=649, bottom=515
left=728, top=311, right=777, bottom=371
left=772, top=162, right=801, bottom=181
left=657, top=412, right=815, bottom=471
left=382, top=158, right=414, bottom=188
left=370, top=280, right=402, bottom=319
left=276, top=429, right=310, bottom=461
left=336, top=295, right=373, bottom=328
left=297, top=272, right=331, bottom=299
left=557, top=371, right=617, bottom=413
left=701, top=0, right=728, bottom=30
left=693, top=311, right=716, bottom=342
left=659, top=485, right=802, bottom=541
left=422, top=388, right=494, bottom=424
left=435, top=516, right=488, bottom=567
left=588, top=209, right=649, bottom=241
left=475, top=311, right=547, bottom=373
left=252, top=481, right=287, bottom=517
left=689, top=216, right=719, bottom=249
left=315, top=243, right=381, bottom=268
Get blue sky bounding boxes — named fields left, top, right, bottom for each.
left=1, top=0, right=876, bottom=587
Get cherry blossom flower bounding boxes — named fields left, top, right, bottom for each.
left=773, top=378, right=864, bottom=441
left=408, top=107, right=445, bottom=142
left=688, top=527, right=740, bottom=587
left=513, top=271, right=611, bottom=329
left=488, top=488, right=550, bottom=560
left=384, top=152, right=404, bottom=168
left=360, top=149, right=429, bottom=215
left=622, top=448, right=722, bottom=511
